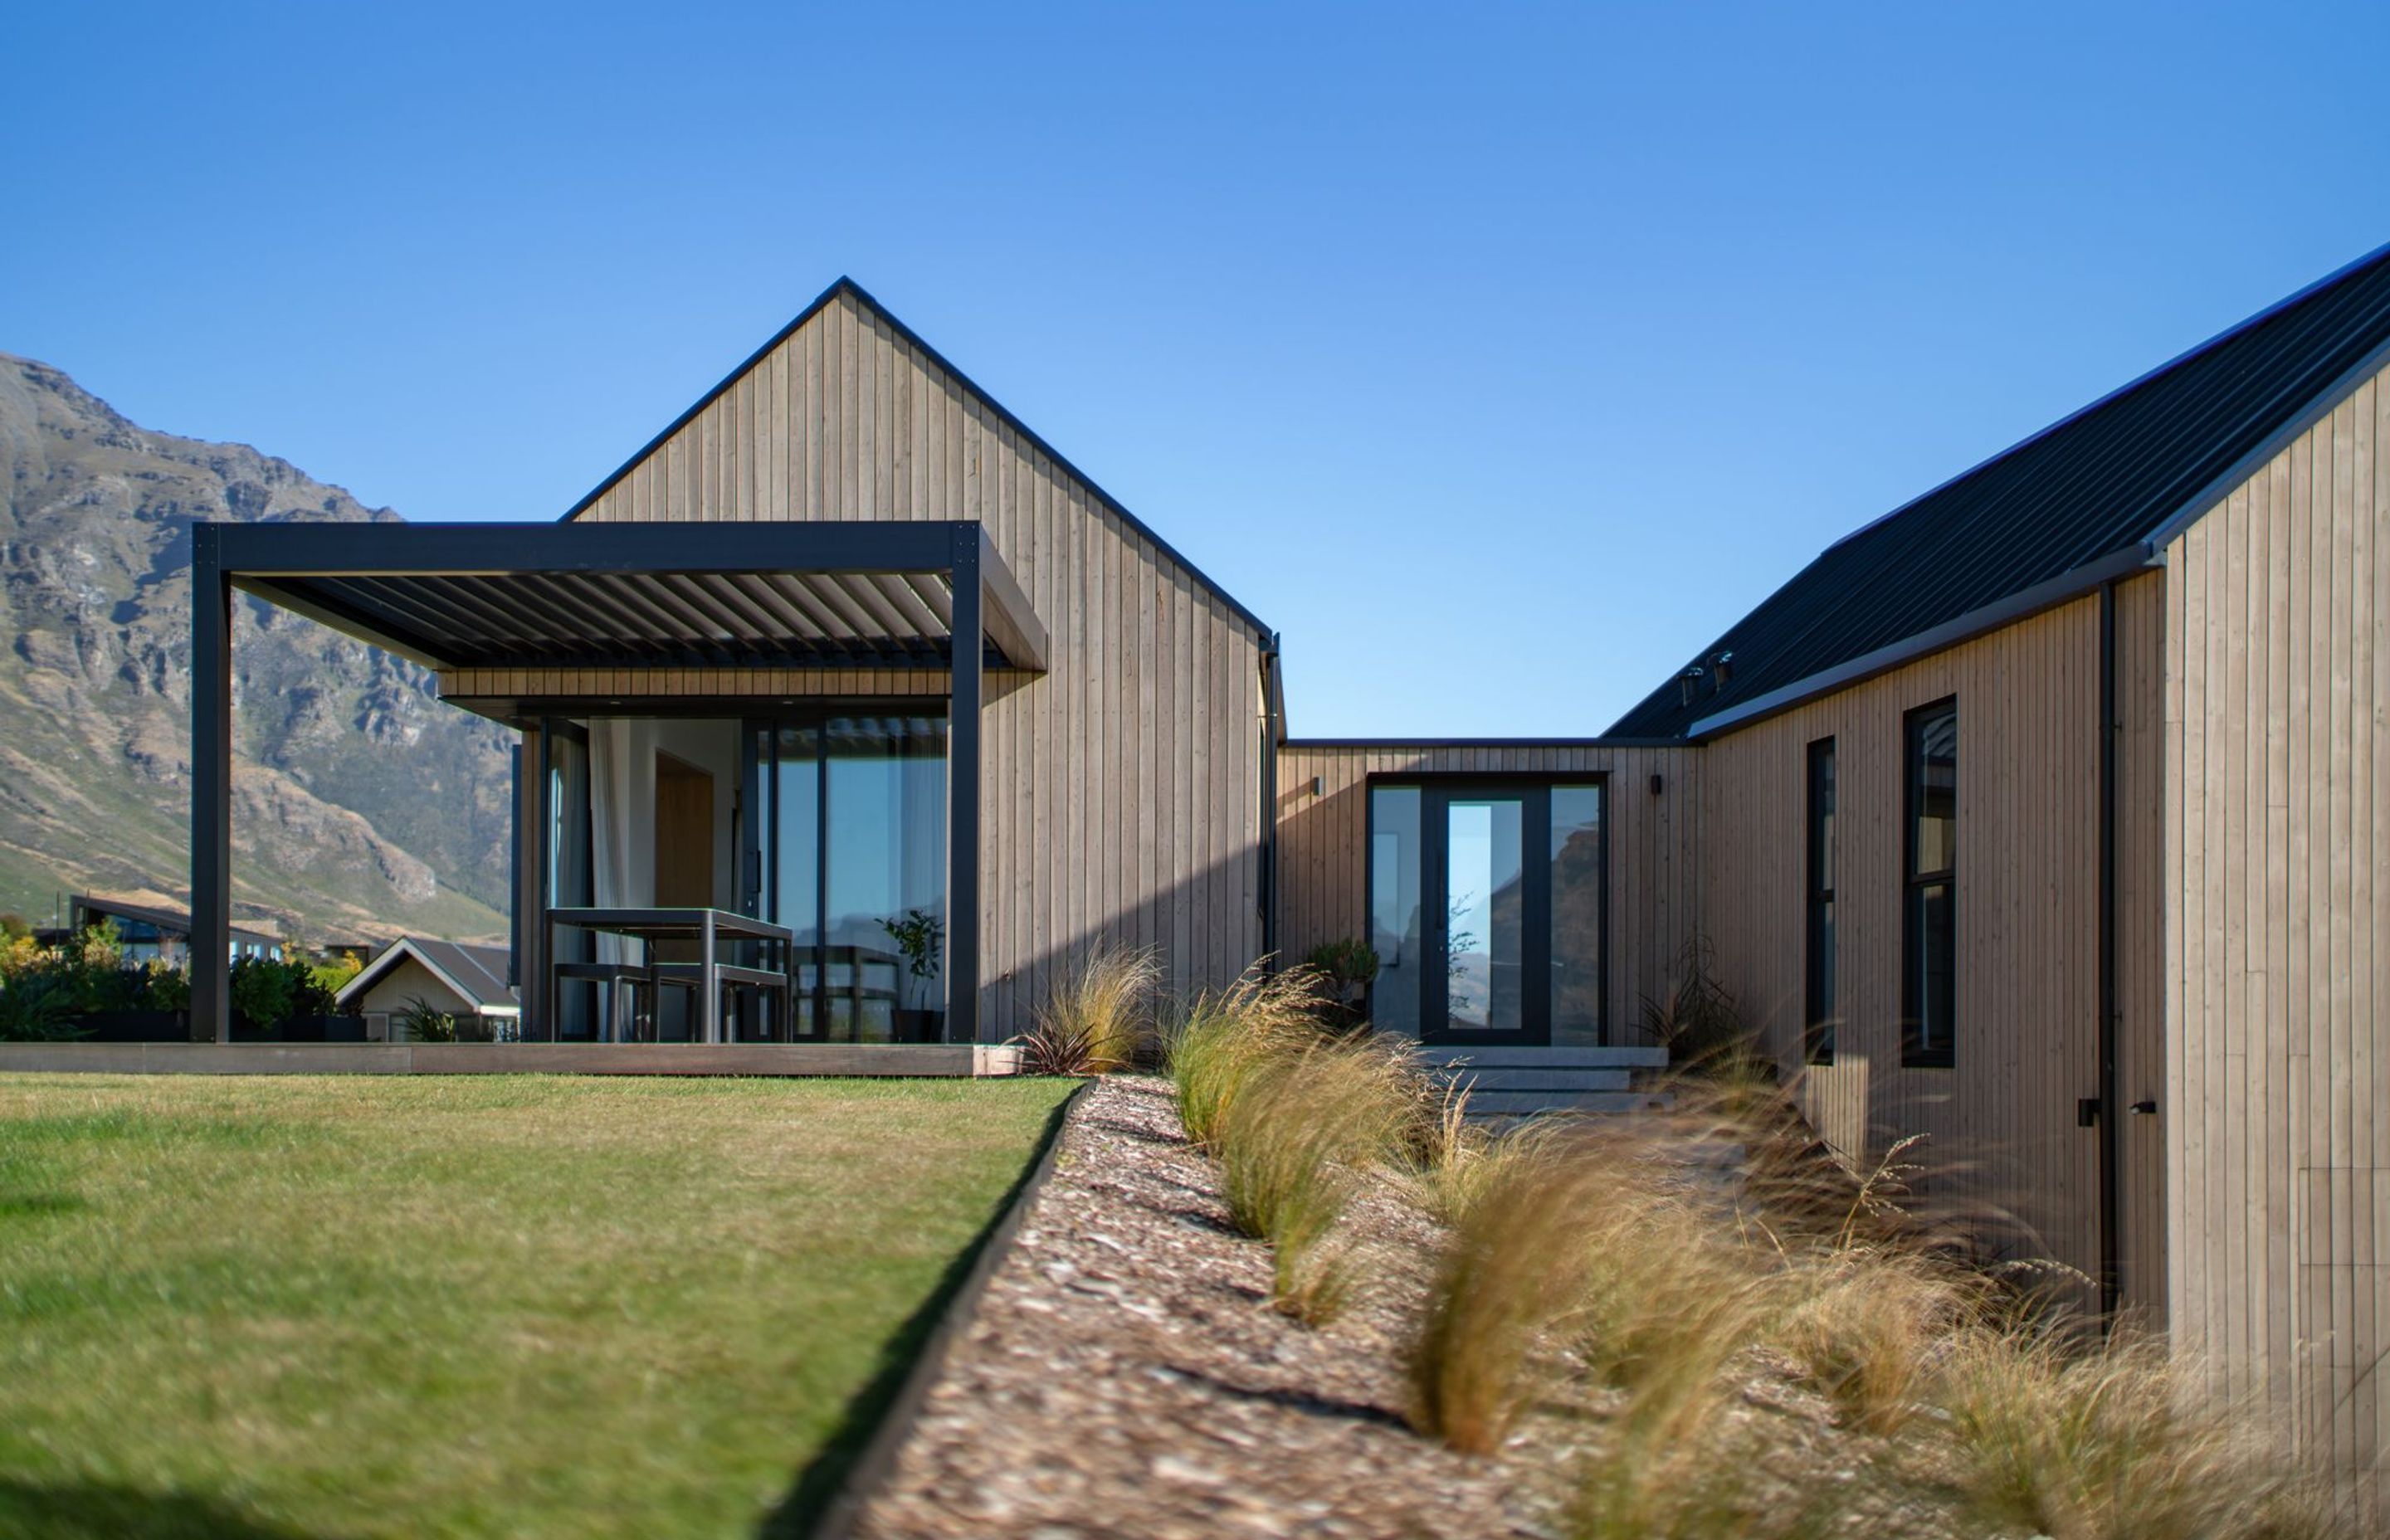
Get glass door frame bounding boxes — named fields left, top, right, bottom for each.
left=1422, top=781, right=1552, bottom=1049
left=1366, top=772, right=1611, bottom=1049
left=739, top=703, right=952, bottom=1044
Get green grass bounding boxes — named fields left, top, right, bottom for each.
left=0, top=1072, right=1077, bottom=1539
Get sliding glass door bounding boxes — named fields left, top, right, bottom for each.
left=745, top=711, right=949, bottom=1043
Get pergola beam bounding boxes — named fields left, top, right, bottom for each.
left=190, top=526, right=234, bottom=1042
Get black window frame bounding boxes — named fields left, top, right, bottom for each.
left=1804, top=735, right=1836, bottom=1065
left=1902, top=697, right=1958, bottom=1068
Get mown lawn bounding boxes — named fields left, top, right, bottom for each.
left=0, top=1073, right=1076, bottom=1539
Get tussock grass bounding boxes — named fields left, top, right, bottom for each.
left=1936, top=1328, right=2346, bottom=1540
left=1164, top=964, right=1323, bottom=1148
left=1016, top=943, right=1162, bottom=1075
left=1773, top=1246, right=1966, bottom=1436
left=1212, top=1036, right=1419, bottom=1323
left=1407, top=1127, right=1640, bottom=1454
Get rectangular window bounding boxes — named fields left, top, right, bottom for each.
left=1903, top=699, right=1958, bottom=1066
left=1367, top=786, right=1422, bottom=1039
left=1804, top=737, right=1836, bottom=1064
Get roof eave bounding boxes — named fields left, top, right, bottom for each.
left=1683, top=542, right=2163, bottom=743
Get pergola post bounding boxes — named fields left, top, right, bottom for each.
left=189, top=524, right=233, bottom=1042
left=947, top=528, right=983, bottom=1044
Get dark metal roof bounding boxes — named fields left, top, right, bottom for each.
left=206, top=519, right=1048, bottom=674
left=1609, top=241, right=2390, bottom=740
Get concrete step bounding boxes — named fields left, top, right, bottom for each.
left=1414, top=1045, right=1669, bottom=1071
left=1466, top=1088, right=1673, bottom=1116
left=1445, top=1067, right=1635, bottom=1093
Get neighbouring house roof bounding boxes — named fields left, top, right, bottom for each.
left=1610, top=241, right=2390, bottom=741
left=338, top=937, right=520, bottom=1015
left=68, top=892, right=278, bottom=948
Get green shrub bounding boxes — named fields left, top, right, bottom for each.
left=142, top=962, right=191, bottom=1013
left=399, top=996, right=458, bottom=1043
left=0, top=970, right=85, bottom=1041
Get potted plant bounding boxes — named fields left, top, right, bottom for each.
left=876, top=908, right=944, bottom=1042
left=1303, top=937, right=1380, bottom=1032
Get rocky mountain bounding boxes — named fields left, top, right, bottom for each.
left=0, top=352, right=512, bottom=944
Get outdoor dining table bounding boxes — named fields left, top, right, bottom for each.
left=546, top=907, right=794, bottom=1044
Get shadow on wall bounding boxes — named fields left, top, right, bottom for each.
left=1728, top=964, right=2102, bottom=1311
left=0, top=1480, right=341, bottom=1540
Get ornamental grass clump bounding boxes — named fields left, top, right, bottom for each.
left=1016, top=943, right=1162, bottom=1075
left=1165, top=963, right=1324, bottom=1148
left=1210, top=1036, right=1418, bottom=1323
left=1407, top=1129, right=1622, bottom=1455
left=1936, top=1328, right=2345, bottom=1540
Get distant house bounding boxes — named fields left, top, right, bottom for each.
left=336, top=938, right=521, bottom=1041
left=42, top=893, right=277, bottom=964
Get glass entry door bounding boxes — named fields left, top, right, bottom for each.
left=1383, top=780, right=1604, bottom=1046
left=1423, top=786, right=1549, bottom=1046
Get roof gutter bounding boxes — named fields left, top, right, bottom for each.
left=1684, top=541, right=2163, bottom=742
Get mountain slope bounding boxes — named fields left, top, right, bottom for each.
left=0, top=352, right=512, bottom=943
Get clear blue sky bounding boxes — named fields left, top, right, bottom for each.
left=6, top=2, right=2383, bottom=736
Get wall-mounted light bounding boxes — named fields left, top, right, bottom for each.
left=1678, top=666, right=1704, bottom=707
left=1649, top=772, right=1664, bottom=796
left=1712, top=651, right=1734, bottom=691
left=1308, top=774, right=1324, bottom=796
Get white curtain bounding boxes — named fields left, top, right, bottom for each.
left=588, top=719, right=658, bottom=967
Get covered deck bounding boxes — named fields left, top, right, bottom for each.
left=188, top=518, right=1048, bottom=1048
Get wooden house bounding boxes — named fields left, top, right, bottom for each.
left=182, top=246, right=2390, bottom=1489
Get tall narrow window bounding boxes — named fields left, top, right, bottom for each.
left=1804, top=738, right=1836, bottom=1064
left=1903, top=699, right=1958, bottom=1066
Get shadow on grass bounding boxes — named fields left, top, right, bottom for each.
left=0, top=1479, right=342, bottom=1540
left=756, top=1085, right=1080, bottom=1540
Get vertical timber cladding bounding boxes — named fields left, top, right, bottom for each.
left=552, top=285, right=1270, bottom=1031
left=2164, top=362, right=2388, bottom=1493
left=1273, top=741, right=1705, bottom=1044
left=1696, top=579, right=2168, bottom=1318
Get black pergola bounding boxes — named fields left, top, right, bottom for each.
left=188, top=519, right=1048, bottom=1044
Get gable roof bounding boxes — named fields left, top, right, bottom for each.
left=1610, top=241, right=2390, bottom=740
left=337, top=936, right=519, bottom=1013
left=559, top=276, right=1273, bottom=643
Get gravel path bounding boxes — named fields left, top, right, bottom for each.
left=851, top=1075, right=1560, bottom=1540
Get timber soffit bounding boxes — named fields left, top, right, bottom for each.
left=554, top=276, right=1276, bottom=646
left=1612, top=238, right=2390, bottom=743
